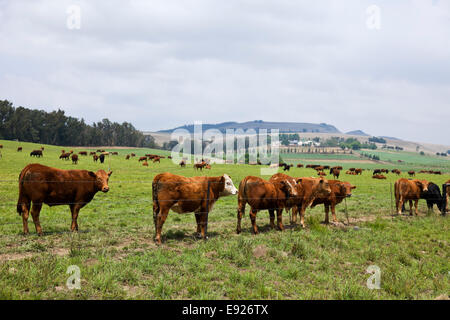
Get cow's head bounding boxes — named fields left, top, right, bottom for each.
left=316, top=178, right=332, bottom=196
left=220, top=174, right=238, bottom=196
left=91, top=170, right=113, bottom=192
left=340, top=182, right=356, bottom=198
left=279, top=179, right=298, bottom=198
left=415, top=180, right=429, bottom=192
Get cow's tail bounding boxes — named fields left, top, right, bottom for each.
left=152, top=179, right=160, bottom=228
left=17, top=166, right=30, bottom=216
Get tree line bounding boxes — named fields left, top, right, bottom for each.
left=0, top=100, right=156, bottom=148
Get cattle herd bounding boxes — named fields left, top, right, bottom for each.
left=3, top=145, right=448, bottom=244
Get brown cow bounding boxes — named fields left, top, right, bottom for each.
left=16, top=163, right=112, bottom=234
left=310, top=180, right=356, bottom=224
left=71, top=154, right=79, bottom=164
left=330, top=168, right=340, bottom=179
left=194, top=163, right=205, bottom=170
left=297, top=164, right=304, bottom=168
left=446, top=180, right=450, bottom=213
left=394, top=178, right=430, bottom=215
left=138, top=156, right=147, bottom=162
left=205, top=164, right=211, bottom=169
left=355, top=168, right=363, bottom=175
left=290, top=177, right=332, bottom=228
left=372, top=174, right=386, bottom=179
left=79, top=151, right=88, bottom=156
left=317, top=171, right=326, bottom=177
left=125, top=154, right=130, bottom=160
left=152, top=156, right=161, bottom=163
left=143, top=161, right=149, bottom=167
left=89, top=151, right=96, bottom=156
left=180, top=160, right=186, bottom=168
left=152, top=172, right=237, bottom=243
left=408, top=170, right=415, bottom=177
left=60, top=153, right=71, bottom=160
left=392, top=169, right=401, bottom=175
left=237, top=175, right=298, bottom=234
left=17, top=147, right=22, bottom=152
left=0, top=144, right=3, bottom=148
left=93, top=155, right=99, bottom=162
left=131, top=153, right=136, bottom=157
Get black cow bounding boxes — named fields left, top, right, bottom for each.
left=420, top=182, right=445, bottom=214
left=99, top=154, right=105, bottom=163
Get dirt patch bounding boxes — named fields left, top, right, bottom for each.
left=252, top=245, right=268, bottom=259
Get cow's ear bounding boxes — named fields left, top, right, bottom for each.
left=351, top=185, right=356, bottom=189
left=108, top=171, right=113, bottom=176
left=88, top=171, right=97, bottom=178
left=319, top=179, right=324, bottom=184
left=296, top=178, right=302, bottom=184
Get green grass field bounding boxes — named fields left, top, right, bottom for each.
left=0, top=140, right=449, bottom=299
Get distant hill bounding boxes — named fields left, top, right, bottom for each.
left=159, top=120, right=341, bottom=134
left=346, top=130, right=370, bottom=136
left=380, top=136, right=400, bottom=141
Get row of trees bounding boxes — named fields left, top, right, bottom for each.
left=0, top=100, right=156, bottom=147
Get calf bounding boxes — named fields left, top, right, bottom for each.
left=152, top=172, right=237, bottom=243
left=71, top=154, right=79, bottom=164
left=394, top=178, right=429, bottom=215
left=310, top=180, right=356, bottom=224
left=17, top=163, right=112, bottom=234
left=290, top=177, right=332, bottom=228
left=17, top=147, right=22, bottom=152
left=237, top=175, right=298, bottom=234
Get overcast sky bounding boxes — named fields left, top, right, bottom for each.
left=0, top=0, right=449, bottom=145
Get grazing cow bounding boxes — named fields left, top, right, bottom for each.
left=315, top=166, right=325, bottom=172
left=297, top=164, right=304, bottom=168
left=432, top=171, right=442, bottom=175
left=111, top=152, right=119, bottom=156
left=408, top=171, right=415, bottom=177
left=237, top=175, right=298, bottom=234
left=290, top=177, right=332, bottom=228
left=346, top=170, right=356, bottom=175
left=99, top=154, right=105, bottom=164
left=394, top=178, right=430, bottom=215
left=17, top=147, right=22, bottom=152
left=372, top=174, right=386, bottom=179
left=349, top=168, right=356, bottom=172
left=125, top=155, right=130, bottom=160
left=71, top=154, right=79, bottom=164
left=194, top=163, right=206, bottom=170
left=180, top=160, right=186, bottom=168
left=17, top=164, right=111, bottom=235
left=323, top=166, right=330, bottom=170
left=143, top=161, right=149, bottom=167
left=354, top=168, right=363, bottom=175
left=131, top=153, right=136, bottom=157
left=152, top=172, right=237, bottom=243
left=90, top=152, right=96, bottom=156
left=281, top=163, right=293, bottom=171
left=310, top=180, right=356, bottom=224
left=79, top=151, right=87, bottom=156
left=168, top=156, right=172, bottom=159
left=138, top=156, right=147, bottom=162
left=93, top=155, right=99, bottom=162
left=373, top=169, right=382, bottom=175
left=152, top=156, right=161, bottom=163
left=418, top=182, right=444, bottom=214
left=317, top=171, right=327, bottom=177
left=381, top=169, right=389, bottom=174
left=0, top=144, right=2, bottom=148
left=60, top=153, right=71, bottom=160
left=330, top=168, right=340, bottom=179
left=30, top=150, right=43, bottom=157
left=392, top=169, right=401, bottom=175
left=205, top=164, right=211, bottom=170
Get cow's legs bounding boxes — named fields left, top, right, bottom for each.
left=269, top=209, right=275, bottom=229
left=330, top=204, right=338, bottom=223
left=236, top=200, right=246, bottom=234
left=154, top=207, right=170, bottom=244
left=299, top=202, right=311, bottom=228
left=249, top=208, right=258, bottom=234
left=69, top=204, right=81, bottom=231
left=198, top=212, right=208, bottom=240
left=323, top=204, right=330, bottom=224
left=21, top=201, right=31, bottom=234
left=397, top=197, right=404, bottom=215
left=276, top=208, right=284, bottom=231
left=409, top=200, right=413, bottom=216
left=291, top=206, right=298, bottom=224
left=195, top=212, right=202, bottom=235
left=30, top=203, right=43, bottom=235
left=414, top=200, right=419, bottom=216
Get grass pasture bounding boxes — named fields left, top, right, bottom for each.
left=0, top=140, right=449, bottom=300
